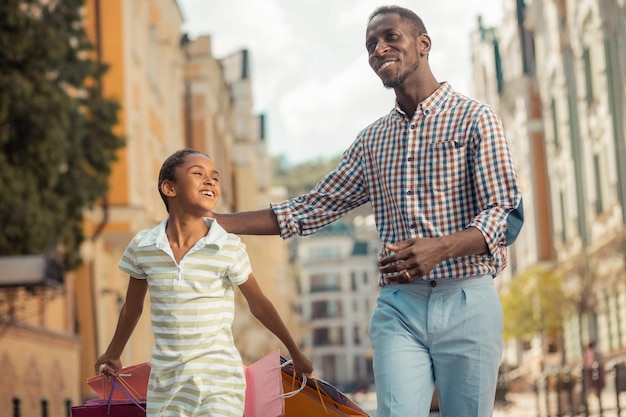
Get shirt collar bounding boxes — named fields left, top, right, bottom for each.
left=393, top=81, right=452, bottom=119
left=137, top=217, right=228, bottom=250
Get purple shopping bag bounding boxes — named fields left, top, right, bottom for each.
left=71, top=401, right=146, bottom=417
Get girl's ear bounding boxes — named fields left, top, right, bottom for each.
left=161, top=180, right=176, bottom=198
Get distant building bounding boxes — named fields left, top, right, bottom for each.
left=471, top=0, right=626, bottom=387
left=293, top=214, right=380, bottom=391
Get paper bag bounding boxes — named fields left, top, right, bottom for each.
left=72, top=362, right=151, bottom=416
left=244, top=350, right=285, bottom=417
left=280, top=358, right=370, bottom=417
left=71, top=402, right=146, bottom=417
left=244, top=351, right=310, bottom=417
left=87, top=362, right=151, bottom=400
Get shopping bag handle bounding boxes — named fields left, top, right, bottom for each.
left=105, top=375, right=147, bottom=413
left=279, top=365, right=330, bottom=414
left=279, top=359, right=308, bottom=399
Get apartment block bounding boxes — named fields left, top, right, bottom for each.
left=293, top=213, right=379, bottom=391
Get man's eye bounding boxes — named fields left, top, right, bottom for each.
left=212, top=177, right=220, bottom=183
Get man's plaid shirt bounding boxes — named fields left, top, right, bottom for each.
left=272, top=82, right=523, bottom=286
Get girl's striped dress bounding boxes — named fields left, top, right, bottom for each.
left=118, top=217, right=252, bottom=417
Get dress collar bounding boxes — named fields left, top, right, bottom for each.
left=137, top=217, right=228, bottom=250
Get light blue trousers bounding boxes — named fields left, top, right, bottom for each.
left=369, top=275, right=503, bottom=417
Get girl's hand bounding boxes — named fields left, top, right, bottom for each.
left=95, top=354, right=122, bottom=377
left=290, top=350, right=313, bottom=379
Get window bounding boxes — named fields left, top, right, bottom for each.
left=353, top=325, right=361, bottom=345
left=311, top=300, right=343, bottom=319
left=593, top=153, right=604, bottom=215
left=147, top=25, right=160, bottom=92
left=312, top=327, right=344, bottom=346
left=310, top=273, right=340, bottom=292
left=559, top=191, right=567, bottom=243
left=551, top=98, right=560, bottom=150
left=309, top=246, right=338, bottom=260
left=583, top=47, right=594, bottom=105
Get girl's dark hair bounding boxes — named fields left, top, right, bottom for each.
left=158, top=149, right=210, bottom=212
left=369, top=5, right=427, bottom=37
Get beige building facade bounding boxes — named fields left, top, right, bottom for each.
left=0, top=1, right=301, bottom=414
left=471, top=0, right=626, bottom=385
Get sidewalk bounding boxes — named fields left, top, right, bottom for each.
left=492, top=391, right=541, bottom=417
left=353, top=390, right=541, bottom=416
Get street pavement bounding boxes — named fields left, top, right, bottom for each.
left=492, top=391, right=541, bottom=417
left=353, top=390, right=541, bottom=416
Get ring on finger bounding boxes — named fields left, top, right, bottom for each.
left=404, top=270, right=411, bottom=280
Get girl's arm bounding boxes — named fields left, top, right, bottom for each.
left=94, top=277, right=148, bottom=375
left=238, top=274, right=313, bottom=378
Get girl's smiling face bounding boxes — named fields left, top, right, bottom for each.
left=163, top=153, right=221, bottom=215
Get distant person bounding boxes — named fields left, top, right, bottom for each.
left=95, top=149, right=312, bottom=417
left=584, top=341, right=605, bottom=397
left=210, top=5, right=523, bottom=417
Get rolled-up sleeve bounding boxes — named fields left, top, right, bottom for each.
left=467, top=106, right=523, bottom=256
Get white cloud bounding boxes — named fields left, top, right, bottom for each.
left=178, top=0, right=504, bottom=164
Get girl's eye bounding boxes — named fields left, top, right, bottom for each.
left=212, top=177, right=220, bottom=183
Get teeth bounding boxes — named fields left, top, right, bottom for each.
left=380, top=61, right=394, bottom=70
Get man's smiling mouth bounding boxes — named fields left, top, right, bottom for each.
left=378, top=60, right=396, bottom=71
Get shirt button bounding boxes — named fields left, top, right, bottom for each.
left=409, top=224, right=416, bottom=229
left=430, top=280, right=437, bottom=288
left=407, top=190, right=413, bottom=195
left=407, top=157, right=413, bottom=162
left=424, top=109, right=431, bottom=116
left=410, top=124, right=416, bottom=129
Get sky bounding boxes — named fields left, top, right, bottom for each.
left=178, top=0, right=504, bottom=165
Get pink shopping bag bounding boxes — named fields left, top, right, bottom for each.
left=244, top=350, right=307, bottom=417
left=72, top=363, right=151, bottom=416
left=87, top=362, right=151, bottom=400
left=244, top=350, right=284, bottom=417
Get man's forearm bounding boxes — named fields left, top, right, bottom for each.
left=213, top=208, right=281, bottom=235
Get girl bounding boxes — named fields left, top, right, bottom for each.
left=95, top=149, right=313, bottom=417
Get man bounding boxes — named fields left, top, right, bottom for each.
left=213, top=6, right=523, bottom=417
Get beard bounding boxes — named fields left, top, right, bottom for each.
left=383, top=59, right=420, bottom=89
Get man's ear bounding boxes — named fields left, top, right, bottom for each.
left=419, top=33, right=431, bottom=55
left=161, top=180, right=176, bottom=197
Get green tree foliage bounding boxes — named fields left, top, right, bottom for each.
left=500, top=266, right=572, bottom=342
left=271, top=155, right=342, bottom=198
left=0, top=0, right=124, bottom=270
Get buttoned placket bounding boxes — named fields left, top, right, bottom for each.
left=405, top=106, right=425, bottom=235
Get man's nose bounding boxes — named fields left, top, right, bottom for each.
left=374, top=41, right=389, bottom=56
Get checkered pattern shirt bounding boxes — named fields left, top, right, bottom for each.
left=272, top=82, right=522, bottom=285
